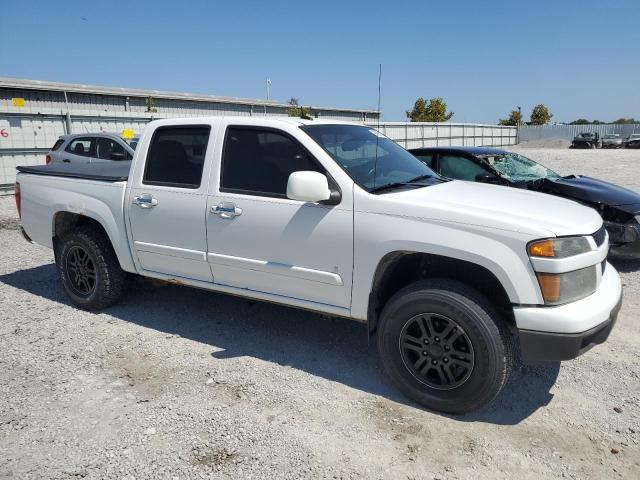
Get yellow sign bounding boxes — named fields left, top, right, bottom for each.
left=11, top=97, right=25, bottom=107
left=121, top=128, right=135, bottom=139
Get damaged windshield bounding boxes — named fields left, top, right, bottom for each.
left=478, top=153, right=561, bottom=183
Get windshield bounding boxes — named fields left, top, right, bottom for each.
left=301, top=124, right=435, bottom=191
left=477, top=153, right=561, bottom=182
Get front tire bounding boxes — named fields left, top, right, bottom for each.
left=55, top=227, right=125, bottom=310
left=377, top=279, right=513, bottom=414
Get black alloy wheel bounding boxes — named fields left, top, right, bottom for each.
left=400, top=313, right=474, bottom=390
left=64, top=245, right=97, bottom=297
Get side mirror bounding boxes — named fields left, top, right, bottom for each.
left=287, top=171, right=331, bottom=203
left=110, top=152, right=126, bottom=160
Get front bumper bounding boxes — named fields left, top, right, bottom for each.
left=514, top=263, right=623, bottom=361
left=518, top=296, right=621, bottom=361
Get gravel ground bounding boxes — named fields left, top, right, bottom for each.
left=1, top=148, right=639, bottom=479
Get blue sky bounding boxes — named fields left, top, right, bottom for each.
left=1, top=0, right=638, bottom=122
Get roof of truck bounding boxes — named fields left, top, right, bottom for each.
left=146, top=116, right=363, bottom=128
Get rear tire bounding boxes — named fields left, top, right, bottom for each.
left=55, top=227, right=125, bottom=310
left=377, top=279, right=513, bottom=414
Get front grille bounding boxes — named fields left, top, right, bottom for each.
left=592, top=225, right=607, bottom=247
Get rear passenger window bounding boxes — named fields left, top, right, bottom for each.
left=51, top=139, right=64, bottom=151
left=143, top=126, right=210, bottom=188
left=66, top=138, right=93, bottom=157
left=221, top=127, right=322, bottom=197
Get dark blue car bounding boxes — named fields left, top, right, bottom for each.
left=409, top=146, right=640, bottom=258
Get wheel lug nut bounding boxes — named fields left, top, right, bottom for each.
left=422, top=351, right=427, bottom=356
left=424, top=339, right=429, bottom=344
left=434, top=337, right=440, bottom=342
left=444, top=346, right=450, bottom=351
left=443, top=358, right=449, bottom=363
left=432, top=360, right=437, bottom=365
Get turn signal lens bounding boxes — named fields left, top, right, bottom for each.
left=536, top=273, right=561, bottom=303
left=528, top=236, right=591, bottom=259
left=528, top=239, right=555, bottom=257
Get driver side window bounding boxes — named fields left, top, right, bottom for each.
left=221, top=127, right=323, bottom=198
left=438, top=154, right=488, bottom=181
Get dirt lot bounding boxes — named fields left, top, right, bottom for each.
left=1, top=148, right=639, bottom=479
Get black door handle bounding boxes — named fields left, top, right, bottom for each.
left=62, top=159, right=70, bottom=163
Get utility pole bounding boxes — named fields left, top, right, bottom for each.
left=266, top=78, right=271, bottom=100
left=517, top=106, right=522, bottom=144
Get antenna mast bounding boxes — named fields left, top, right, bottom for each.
left=373, top=64, right=382, bottom=188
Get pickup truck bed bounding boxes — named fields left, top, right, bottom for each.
left=17, top=161, right=131, bottom=182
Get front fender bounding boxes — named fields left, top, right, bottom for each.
left=351, top=212, right=542, bottom=320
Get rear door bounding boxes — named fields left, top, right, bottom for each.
left=127, top=125, right=214, bottom=282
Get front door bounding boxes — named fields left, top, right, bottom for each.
left=128, top=124, right=214, bottom=282
left=206, top=125, right=353, bottom=308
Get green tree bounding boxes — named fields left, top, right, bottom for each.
left=529, top=104, right=553, bottom=125
left=612, top=118, right=639, bottom=124
left=569, top=118, right=591, bottom=125
left=406, top=97, right=454, bottom=122
left=287, top=98, right=312, bottom=119
left=499, top=109, right=523, bottom=126
left=145, top=96, right=157, bottom=113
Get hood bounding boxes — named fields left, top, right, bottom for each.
left=545, top=175, right=640, bottom=208
left=381, top=180, right=602, bottom=238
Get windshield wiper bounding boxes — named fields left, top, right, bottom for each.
left=369, top=174, right=432, bottom=194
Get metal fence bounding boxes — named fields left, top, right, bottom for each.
left=519, top=124, right=640, bottom=142
left=371, top=122, right=517, bottom=149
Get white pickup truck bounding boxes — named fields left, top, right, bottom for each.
left=15, top=117, right=623, bottom=413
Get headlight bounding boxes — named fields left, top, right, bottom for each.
left=527, top=236, right=591, bottom=258
left=528, top=236, right=597, bottom=305
left=536, top=266, right=597, bottom=305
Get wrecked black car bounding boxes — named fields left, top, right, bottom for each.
left=571, top=132, right=600, bottom=149
left=625, top=134, right=640, bottom=149
left=409, top=146, right=640, bottom=258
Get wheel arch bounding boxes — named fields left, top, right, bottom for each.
left=52, top=211, right=133, bottom=271
left=367, top=251, right=517, bottom=335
